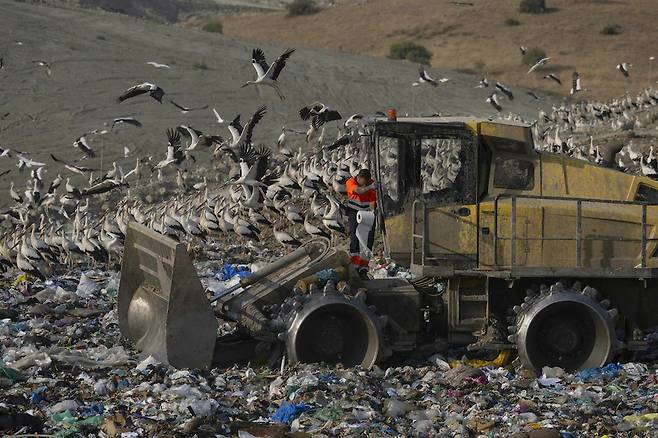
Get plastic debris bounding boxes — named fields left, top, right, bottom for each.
left=575, top=362, right=622, bottom=382
left=0, top=365, right=24, bottom=381
left=214, top=263, right=251, bottom=281
left=271, top=401, right=311, bottom=424
left=4, top=264, right=658, bottom=436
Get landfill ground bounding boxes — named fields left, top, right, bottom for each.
left=4, top=254, right=658, bottom=438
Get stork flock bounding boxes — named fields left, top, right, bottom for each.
left=0, top=46, right=380, bottom=282
left=532, top=86, right=658, bottom=174
left=0, top=42, right=656, bottom=283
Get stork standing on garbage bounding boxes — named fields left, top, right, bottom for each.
left=345, top=168, right=377, bottom=278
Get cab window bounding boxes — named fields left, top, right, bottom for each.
left=493, top=156, right=534, bottom=190
left=635, top=184, right=658, bottom=204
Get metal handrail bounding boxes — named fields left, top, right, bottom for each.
left=491, top=194, right=654, bottom=269
left=410, top=200, right=426, bottom=267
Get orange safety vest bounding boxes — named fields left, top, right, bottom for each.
left=345, top=177, right=376, bottom=210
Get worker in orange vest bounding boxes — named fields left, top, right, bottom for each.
left=345, top=168, right=377, bottom=278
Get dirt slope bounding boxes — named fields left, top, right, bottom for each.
left=0, top=0, right=555, bottom=205
left=217, top=0, right=658, bottom=100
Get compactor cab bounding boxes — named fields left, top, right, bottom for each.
left=372, top=115, right=658, bottom=370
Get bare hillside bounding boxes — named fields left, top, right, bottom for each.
left=0, top=0, right=554, bottom=205
left=215, top=0, right=658, bottom=100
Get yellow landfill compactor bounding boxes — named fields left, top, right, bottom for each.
left=118, top=115, right=658, bottom=373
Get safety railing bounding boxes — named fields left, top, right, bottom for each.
left=492, top=194, right=656, bottom=269
left=410, top=200, right=427, bottom=267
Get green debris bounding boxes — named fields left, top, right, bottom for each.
left=0, top=366, right=25, bottom=381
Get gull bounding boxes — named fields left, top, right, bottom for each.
left=146, top=61, right=171, bottom=68
left=527, top=57, right=550, bottom=74
left=117, top=82, right=165, bottom=103
left=570, top=71, right=582, bottom=95
left=212, top=108, right=224, bottom=123
left=0, top=147, right=11, bottom=157
left=519, top=46, right=528, bottom=55
left=476, top=78, right=489, bottom=88
left=50, top=154, right=98, bottom=175
left=112, top=117, right=142, bottom=129
left=486, top=93, right=502, bottom=111
left=169, top=99, right=209, bottom=114
left=242, top=47, right=295, bottom=100
left=543, top=73, right=561, bottom=85
left=123, top=146, right=130, bottom=158
left=32, top=60, right=51, bottom=77
left=0, top=57, right=4, bottom=69
left=73, top=136, right=95, bottom=158
left=616, top=62, right=630, bottom=78
left=299, top=102, right=342, bottom=128
left=415, top=65, right=438, bottom=86
left=495, top=82, right=514, bottom=100
left=17, top=154, right=45, bottom=169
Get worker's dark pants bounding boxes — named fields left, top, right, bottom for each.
left=347, top=208, right=375, bottom=258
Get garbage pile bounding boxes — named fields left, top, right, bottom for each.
left=4, top=267, right=658, bottom=437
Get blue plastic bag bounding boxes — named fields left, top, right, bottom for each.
left=576, top=362, right=621, bottom=382
left=30, top=386, right=48, bottom=404
left=214, top=264, right=251, bottom=281
left=271, top=401, right=311, bottom=424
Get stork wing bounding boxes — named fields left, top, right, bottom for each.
left=177, top=125, right=200, bottom=150
left=117, top=83, right=149, bottom=102
left=266, top=48, right=295, bottom=80
left=166, top=128, right=181, bottom=148
left=169, top=99, right=189, bottom=111
left=228, top=114, right=243, bottom=144
left=251, top=48, right=269, bottom=79
left=243, top=105, right=267, bottom=145
left=325, top=134, right=350, bottom=151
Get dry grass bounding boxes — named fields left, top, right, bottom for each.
left=200, top=0, right=658, bottom=100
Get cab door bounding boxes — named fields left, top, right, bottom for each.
left=420, top=131, right=480, bottom=270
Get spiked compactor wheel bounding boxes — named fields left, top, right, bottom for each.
left=508, top=282, right=620, bottom=372
left=277, top=282, right=383, bottom=368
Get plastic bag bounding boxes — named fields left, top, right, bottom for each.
left=76, top=272, right=101, bottom=298
left=214, top=264, right=251, bottom=281
left=271, top=401, right=311, bottom=424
